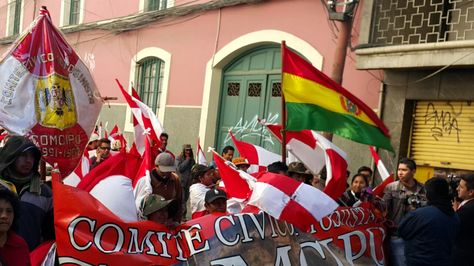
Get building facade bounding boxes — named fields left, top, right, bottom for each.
left=357, top=0, right=474, bottom=181
left=0, top=0, right=382, bottom=173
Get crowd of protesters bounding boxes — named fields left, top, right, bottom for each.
left=0, top=132, right=472, bottom=266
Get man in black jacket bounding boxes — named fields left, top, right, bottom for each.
left=454, top=173, right=474, bottom=266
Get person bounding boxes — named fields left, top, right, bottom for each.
left=454, top=173, right=474, bottom=265
left=90, top=138, right=111, bottom=169
left=157, top=133, right=175, bottom=159
left=267, top=161, right=288, bottom=175
left=287, top=162, right=313, bottom=184
left=398, top=177, right=459, bottom=266
left=383, top=158, right=426, bottom=266
left=176, top=144, right=195, bottom=217
left=204, top=188, right=228, bottom=214
left=339, top=174, right=368, bottom=207
left=0, top=189, right=30, bottom=266
left=357, top=166, right=373, bottom=186
left=139, top=194, right=179, bottom=228
left=150, top=153, right=182, bottom=223
left=0, top=136, right=54, bottom=250
left=189, top=164, right=216, bottom=219
left=209, top=146, right=235, bottom=168
left=232, top=157, right=250, bottom=172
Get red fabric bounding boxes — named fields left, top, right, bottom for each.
left=266, top=124, right=317, bottom=148
left=191, top=210, right=208, bottom=219
left=373, top=174, right=395, bottom=198
left=0, top=232, right=30, bottom=266
left=30, top=240, right=55, bottom=266
left=213, top=153, right=251, bottom=199
left=323, top=149, right=348, bottom=200
left=230, top=132, right=258, bottom=165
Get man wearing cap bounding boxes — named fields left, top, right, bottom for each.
left=205, top=188, right=228, bottom=214
left=140, top=194, right=174, bottom=226
left=151, top=152, right=183, bottom=223
left=288, top=162, right=313, bottom=184
left=232, top=157, right=250, bottom=172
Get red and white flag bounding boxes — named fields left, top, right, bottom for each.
left=247, top=172, right=338, bottom=232
left=63, top=151, right=90, bottom=187
left=266, top=124, right=326, bottom=175
left=369, top=146, right=394, bottom=197
left=108, top=124, right=127, bottom=151
left=196, top=138, right=207, bottom=166
left=116, top=79, right=163, bottom=155
left=77, top=151, right=141, bottom=221
left=0, top=7, right=103, bottom=176
left=212, top=150, right=254, bottom=200
left=132, top=137, right=153, bottom=214
left=229, top=132, right=280, bottom=173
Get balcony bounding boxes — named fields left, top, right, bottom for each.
left=356, top=0, right=474, bottom=69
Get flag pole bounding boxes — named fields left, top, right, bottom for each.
left=281, top=41, right=287, bottom=164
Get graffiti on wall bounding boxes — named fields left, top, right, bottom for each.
left=423, top=102, right=462, bottom=143
left=225, top=113, right=279, bottom=145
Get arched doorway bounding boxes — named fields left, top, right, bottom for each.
left=215, top=46, right=282, bottom=155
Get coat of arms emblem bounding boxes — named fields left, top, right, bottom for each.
left=35, top=74, right=77, bottom=130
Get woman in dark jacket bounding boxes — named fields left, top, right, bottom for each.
left=176, top=144, right=195, bottom=218
left=0, top=136, right=54, bottom=250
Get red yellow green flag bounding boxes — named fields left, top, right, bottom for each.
left=282, top=44, right=393, bottom=151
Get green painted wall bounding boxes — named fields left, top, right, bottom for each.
left=162, top=107, right=201, bottom=156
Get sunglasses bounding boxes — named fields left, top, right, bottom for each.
left=99, top=146, right=111, bottom=150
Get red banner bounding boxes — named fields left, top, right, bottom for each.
left=54, top=179, right=386, bottom=265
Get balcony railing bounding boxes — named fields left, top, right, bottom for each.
left=371, top=0, right=474, bottom=46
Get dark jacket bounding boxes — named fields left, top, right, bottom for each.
left=338, top=190, right=358, bottom=207
left=0, top=136, right=54, bottom=250
left=176, top=156, right=195, bottom=192
left=454, top=199, right=474, bottom=266
left=398, top=205, right=459, bottom=266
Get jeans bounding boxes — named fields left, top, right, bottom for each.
left=390, top=237, right=406, bottom=266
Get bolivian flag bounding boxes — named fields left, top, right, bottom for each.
left=282, top=44, right=393, bottom=151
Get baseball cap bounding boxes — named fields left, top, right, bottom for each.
left=232, top=157, right=250, bottom=166
left=205, top=188, right=228, bottom=204
left=155, top=152, right=176, bottom=172
left=140, top=194, right=172, bottom=216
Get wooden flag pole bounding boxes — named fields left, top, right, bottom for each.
left=281, top=41, right=287, bottom=164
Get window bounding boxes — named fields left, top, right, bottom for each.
left=135, top=57, right=164, bottom=113
left=145, top=0, right=168, bottom=11
left=69, top=0, right=81, bottom=25
left=7, top=0, right=22, bottom=36
left=61, top=0, right=82, bottom=26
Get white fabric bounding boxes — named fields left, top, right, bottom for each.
left=247, top=182, right=289, bottom=219
left=89, top=175, right=138, bottom=222
left=376, top=160, right=390, bottom=180
left=287, top=137, right=326, bottom=175
left=133, top=169, right=153, bottom=215
left=253, top=144, right=281, bottom=167
left=311, top=131, right=347, bottom=186
left=197, top=146, right=207, bottom=166
left=292, top=183, right=338, bottom=220
left=189, top=183, right=209, bottom=214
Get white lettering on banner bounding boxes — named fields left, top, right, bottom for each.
left=65, top=211, right=385, bottom=264
left=215, top=215, right=240, bottom=246
left=319, top=207, right=378, bottom=232
left=338, top=230, right=367, bottom=266
left=366, top=227, right=386, bottom=266
left=181, top=224, right=210, bottom=256
left=68, top=217, right=187, bottom=260
left=68, top=216, right=95, bottom=251
left=1, top=63, right=28, bottom=106
left=94, top=223, right=125, bottom=254
left=274, top=245, right=292, bottom=266
left=30, top=134, right=83, bottom=158
left=127, top=230, right=158, bottom=255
